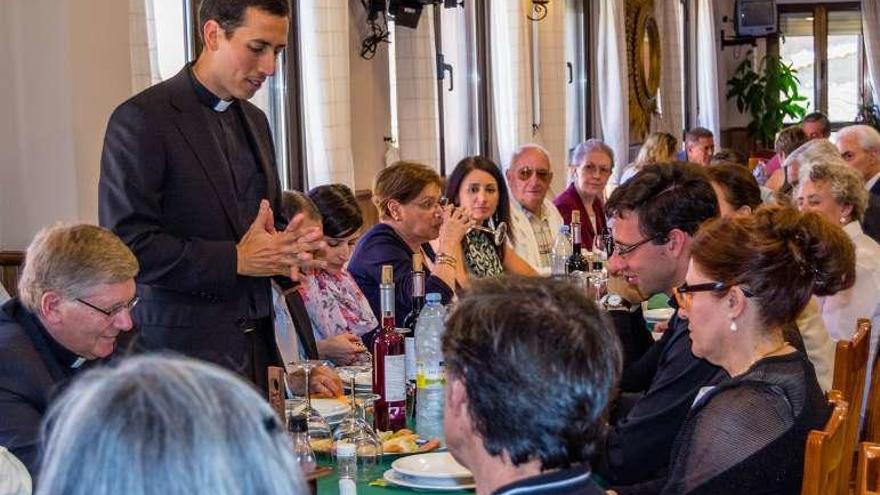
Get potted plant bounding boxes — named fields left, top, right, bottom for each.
left=726, top=52, right=809, bottom=149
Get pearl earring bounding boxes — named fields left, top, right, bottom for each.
left=840, top=216, right=847, bottom=225
left=729, top=318, right=738, bottom=332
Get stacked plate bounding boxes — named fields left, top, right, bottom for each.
left=310, top=398, right=350, bottom=426
left=342, top=370, right=373, bottom=394
left=384, top=452, right=475, bottom=491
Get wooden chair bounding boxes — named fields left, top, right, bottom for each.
left=862, top=320, right=880, bottom=443
left=856, top=442, right=880, bottom=495
left=802, top=391, right=849, bottom=495
left=832, top=320, right=873, bottom=493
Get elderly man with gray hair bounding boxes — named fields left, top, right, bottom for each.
left=505, top=144, right=564, bottom=274
left=0, top=224, right=140, bottom=477
left=837, top=124, right=880, bottom=241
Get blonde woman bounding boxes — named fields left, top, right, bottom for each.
left=621, top=132, right=678, bottom=183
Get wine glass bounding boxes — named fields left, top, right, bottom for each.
left=333, top=370, right=382, bottom=481
left=591, top=232, right=609, bottom=304
left=468, top=221, right=508, bottom=246
left=286, top=360, right=333, bottom=449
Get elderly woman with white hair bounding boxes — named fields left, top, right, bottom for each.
left=554, top=139, right=615, bottom=251
left=36, top=355, right=306, bottom=495
left=798, top=162, right=880, bottom=388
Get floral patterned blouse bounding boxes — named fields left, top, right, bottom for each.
left=463, top=230, right=504, bottom=278
left=297, top=268, right=378, bottom=341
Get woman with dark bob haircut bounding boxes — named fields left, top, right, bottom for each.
left=705, top=163, right=763, bottom=217
left=444, top=156, right=535, bottom=284
left=349, top=161, right=471, bottom=328
left=277, top=184, right=377, bottom=365
left=615, top=206, right=854, bottom=495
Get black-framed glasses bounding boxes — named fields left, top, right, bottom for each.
left=76, top=296, right=140, bottom=318
left=673, top=282, right=754, bottom=310
left=609, top=233, right=666, bottom=258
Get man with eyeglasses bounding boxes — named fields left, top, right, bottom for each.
left=506, top=144, right=564, bottom=274
left=593, top=162, right=724, bottom=489
left=0, top=224, right=140, bottom=476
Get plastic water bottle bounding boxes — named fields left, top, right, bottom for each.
left=415, top=293, right=446, bottom=443
left=336, top=442, right=357, bottom=495
left=551, top=225, right=572, bottom=277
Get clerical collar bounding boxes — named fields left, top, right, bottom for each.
left=27, top=306, right=88, bottom=370
left=188, top=65, right=234, bottom=112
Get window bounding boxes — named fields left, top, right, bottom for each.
left=777, top=2, right=865, bottom=125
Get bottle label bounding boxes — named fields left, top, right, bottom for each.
left=384, top=354, right=406, bottom=402
left=404, top=336, right=416, bottom=382
left=416, top=364, right=445, bottom=389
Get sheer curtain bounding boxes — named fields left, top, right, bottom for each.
left=439, top=5, right=479, bottom=168
left=695, top=0, right=720, bottom=140
left=299, top=0, right=355, bottom=188
left=864, top=0, right=880, bottom=104
left=596, top=0, right=629, bottom=184
left=651, top=0, right=684, bottom=138
left=394, top=8, right=441, bottom=169
left=130, top=0, right=158, bottom=93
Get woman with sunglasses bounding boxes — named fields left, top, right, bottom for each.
left=615, top=205, right=854, bottom=494
left=349, top=161, right=472, bottom=334
left=554, top=139, right=615, bottom=252
left=443, top=156, right=536, bottom=286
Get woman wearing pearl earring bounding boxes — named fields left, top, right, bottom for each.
left=615, top=206, right=855, bottom=494
left=798, top=162, right=880, bottom=411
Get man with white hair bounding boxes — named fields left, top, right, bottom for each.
left=836, top=125, right=880, bottom=241
left=505, top=144, right=564, bottom=274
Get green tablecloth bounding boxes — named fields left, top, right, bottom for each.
left=315, top=449, right=473, bottom=494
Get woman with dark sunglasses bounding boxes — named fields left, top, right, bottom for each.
left=615, top=205, right=854, bottom=495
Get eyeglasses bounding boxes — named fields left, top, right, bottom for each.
left=516, top=166, right=553, bottom=183
left=673, top=282, right=754, bottom=310
left=76, top=296, right=140, bottom=318
left=581, top=163, right=613, bottom=176
left=609, top=233, right=666, bottom=258
left=412, top=196, right=449, bottom=211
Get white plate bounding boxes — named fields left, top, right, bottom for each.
left=384, top=469, right=475, bottom=491
left=310, top=398, right=351, bottom=419
left=644, top=307, right=675, bottom=323
left=392, top=452, right=472, bottom=479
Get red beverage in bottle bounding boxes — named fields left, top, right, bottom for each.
left=373, top=265, right=407, bottom=431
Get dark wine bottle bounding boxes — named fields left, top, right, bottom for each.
left=401, top=253, right=424, bottom=418
left=372, top=265, right=407, bottom=431
left=566, top=210, right=589, bottom=274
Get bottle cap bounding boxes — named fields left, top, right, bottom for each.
left=426, top=293, right=442, bottom=303
left=381, top=265, right=393, bottom=284
left=571, top=210, right=580, bottom=224
left=336, top=442, right=356, bottom=456
left=413, top=253, right=423, bottom=272
left=560, top=225, right=570, bottom=234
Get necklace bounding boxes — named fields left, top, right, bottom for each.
left=734, top=341, right=791, bottom=377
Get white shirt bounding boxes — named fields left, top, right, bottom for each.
left=818, top=222, right=880, bottom=409
left=0, top=447, right=31, bottom=495
left=271, top=282, right=302, bottom=372
left=508, top=197, right=564, bottom=276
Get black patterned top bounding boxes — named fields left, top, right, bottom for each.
left=463, top=230, right=503, bottom=278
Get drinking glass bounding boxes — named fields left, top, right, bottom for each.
left=333, top=369, right=382, bottom=481
left=286, top=360, right=333, bottom=448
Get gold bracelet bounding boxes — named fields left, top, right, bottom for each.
left=436, top=253, right=457, bottom=268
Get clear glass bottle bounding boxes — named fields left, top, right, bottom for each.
left=336, top=441, right=358, bottom=495
left=372, top=265, right=407, bottom=431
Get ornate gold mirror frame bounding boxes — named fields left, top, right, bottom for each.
left=626, top=0, right=662, bottom=142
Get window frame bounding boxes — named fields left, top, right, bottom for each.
left=772, top=1, right=865, bottom=129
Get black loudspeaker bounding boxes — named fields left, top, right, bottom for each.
left=389, top=0, right=423, bottom=29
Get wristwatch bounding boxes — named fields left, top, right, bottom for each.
left=601, top=293, right=636, bottom=312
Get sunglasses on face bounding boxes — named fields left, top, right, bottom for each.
left=673, top=282, right=755, bottom=310
left=516, top=167, right=553, bottom=183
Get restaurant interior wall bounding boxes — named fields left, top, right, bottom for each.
left=0, top=0, right=132, bottom=250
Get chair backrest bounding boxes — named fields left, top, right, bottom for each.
left=856, top=442, right=880, bottom=495
left=863, top=320, right=880, bottom=443
left=832, top=319, right=872, bottom=493
left=802, top=391, right=849, bottom=495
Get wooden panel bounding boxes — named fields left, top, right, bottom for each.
left=0, top=251, right=25, bottom=298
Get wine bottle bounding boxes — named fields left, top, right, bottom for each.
left=372, top=265, right=407, bottom=431
left=567, top=211, right=589, bottom=275
left=401, top=253, right=424, bottom=418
